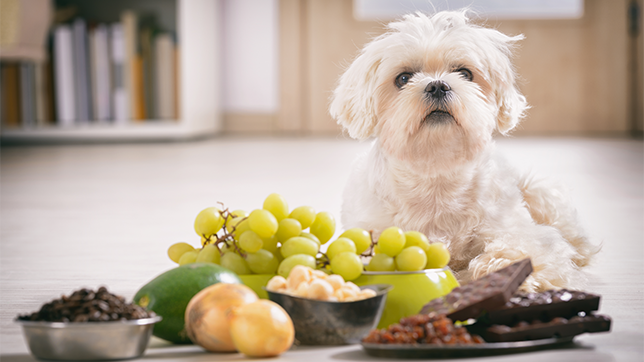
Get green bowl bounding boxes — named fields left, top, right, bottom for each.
left=353, top=268, right=459, bottom=329
left=239, top=274, right=275, bottom=299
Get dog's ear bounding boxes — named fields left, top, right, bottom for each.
left=487, top=33, right=529, bottom=135
left=496, top=77, right=528, bottom=135
left=329, top=51, right=382, bottom=140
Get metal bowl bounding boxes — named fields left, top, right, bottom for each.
left=16, top=316, right=162, bottom=361
left=266, top=284, right=391, bottom=345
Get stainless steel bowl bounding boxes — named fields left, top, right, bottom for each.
left=16, top=316, right=162, bottom=361
left=266, top=284, right=391, bottom=345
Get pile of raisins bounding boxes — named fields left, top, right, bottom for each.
left=17, top=286, right=154, bottom=322
left=362, top=313, right=485, bottom=345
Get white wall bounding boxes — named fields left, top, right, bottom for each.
left=221, top=0, right=279, bottom=114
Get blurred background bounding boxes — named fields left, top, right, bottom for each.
left=0, top=0, right=642, bottom=141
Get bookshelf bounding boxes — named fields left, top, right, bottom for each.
left=0, top=0, right=221, bottom=143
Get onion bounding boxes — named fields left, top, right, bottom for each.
left=228, top=300, right=294, bottom=357
left=184, top=283, right=258, bottom=352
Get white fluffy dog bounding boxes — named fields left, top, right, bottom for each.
left=330, top=10, right=598, bottom=292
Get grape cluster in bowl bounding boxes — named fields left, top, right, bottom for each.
left=168, top=193, right=451, bottom=281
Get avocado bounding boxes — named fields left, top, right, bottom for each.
left=133, top=263, right=241, bottom=344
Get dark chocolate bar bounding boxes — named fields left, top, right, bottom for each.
left=482, top=313, right=611, bottom=342
left=484, top=289, right=601, bottom=326
left=420, top=259, right=533, bottom=322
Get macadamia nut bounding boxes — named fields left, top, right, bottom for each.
left=287, top=265, right=312, bottom=290
left=266, top=275, right=287, bottom=291
left=266, top=266, right=377, bottom=302
left=307, top=279, right=334, bottom=300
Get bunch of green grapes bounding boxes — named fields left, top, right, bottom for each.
left=365, top=227, right=451, bottom=272
left=167, top=193, right=452, bottom=281
left=322, top=227, right=450, bottom=279
left=167, top=193, right=339, bottom=278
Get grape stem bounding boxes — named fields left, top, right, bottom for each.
left=201, top=206, right=247, bottom=258
left=360, top=230, right=377, bottom=257
left=316, top=253, right=330, bottom=268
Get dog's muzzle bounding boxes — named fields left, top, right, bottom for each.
left=423, top=80, right=456, bottom=124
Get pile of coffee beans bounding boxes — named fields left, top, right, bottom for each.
left=17, top=286, right=155, bottom=322
left=362, top=312, right=485, bottom=345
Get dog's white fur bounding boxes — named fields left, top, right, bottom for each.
left=330, top=10, right=598, bottom=292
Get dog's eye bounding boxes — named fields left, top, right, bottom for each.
left=395, top=72, right=413, bottom=88
left=456, top=68, right=473, bottom=81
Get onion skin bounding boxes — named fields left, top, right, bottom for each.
left=229, top=300, right=294, bottom=357
left=184, top=283, right=258, bottom=352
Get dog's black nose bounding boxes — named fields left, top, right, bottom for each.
left=425, top=80, right=451, bottom=99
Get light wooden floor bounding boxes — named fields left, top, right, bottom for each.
left=1, top=136, right=643, bottom=361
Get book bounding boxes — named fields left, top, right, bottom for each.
left=53, top=24, right=75, bottom=126
left=0, top=62, right=6, bottom=127
left=174, top=46, right=180, bottom=119
left=45, top=56, right=57, bottom=124
left=110, top=23, right=128, bottom=123
left=1, top=63, right=21, bottom=128
left=132, top=55, right=145, bottom=120
left=122, top=10, right=144, bottom=121
left=34, top=61, right=49, bottom=126
left=72, top=18, right=92, bottom=123
left=89, top=24, right=112, bottom=122
left=20, top=62, right=36, bottom=127
left=0, top=62, right=5, bottom=127
left=140, top=20, right=155, bottom=120
left=154, top=33, right=176, bottom=119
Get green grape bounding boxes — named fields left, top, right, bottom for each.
left=317, top=266, right=332, bottom=275
left=288, top=206, right=316, bottom=229
left=219, top=243, right=235, bottom=254
left=225, top=217, right=242, bottom=234
left=261, top=234, right=279, bottom=254
left=226, top=210, right=247, bottom=233
left=232, top=218, right=251, bottom=239
left=274, top=247, right=285, bottom=263
left=326, top=237, right=356, bottom=261
left=299, top=232, right=321, bottom=246
left=194, top=207, right=225, bottom=237
left=239, top=230, right=264, bottom=253
left=178, top=250, right=199, bottom=265
left=281, top=236, right=319, bottom=258
left=263, top=193, right=289, bottom=221
left=425, top=242, right=451, bottom=269
left=275, top=218, right=303, bottom=243
left=221, top=252, right=252, bottom=275
left=309, top=211, right=336, bottom=244
left=330, top=252, right=363, bottom=281
left=404, top=231, right=430, bottom=252
left=248, top=209, right=278, bottom=238
left=167, top=242, right=195, bottom=263
left=277, top=254, right=316, bottom=278
left=230, top=209, right=248, bottom=219
left=339, top=228, right=372, bottom=255
left=395, top=246, right=427, bottom=272
left=366, top=253, right=396, bottom=272
left=377, top=226, right=405, bottom=257
left=196, top=244, right=221, bottom=264
left=246, top=249, right=279, bottom=274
